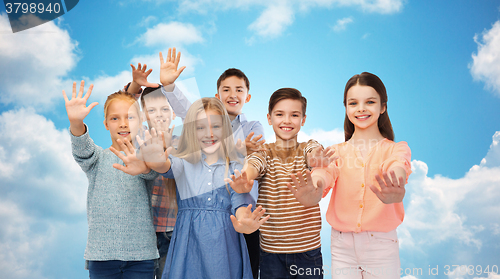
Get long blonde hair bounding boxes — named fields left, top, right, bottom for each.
left=175, top=98, right=240, bottom=191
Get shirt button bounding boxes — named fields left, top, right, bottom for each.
left=361, top=184, right=364, bottom=187
left=357, top=223, right=361, bottom=227
left=208, top=182, right=211, bottom=185
left=208, top=169, right=211, bottom=172
left=361, top=163, right=365, bottom=167
left=208, top=198, right=211, bottom=201
left=359, top=204, right=363, bottom=208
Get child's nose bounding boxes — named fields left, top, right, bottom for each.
left=120, top=118, right=128, bottom=127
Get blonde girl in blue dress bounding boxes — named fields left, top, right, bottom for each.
left=114, top=97, right=269, bottom=279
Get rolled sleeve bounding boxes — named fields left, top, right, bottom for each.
left=379, top=141, right=412, bottom=183
left=161, top=84, right=191, bottom=121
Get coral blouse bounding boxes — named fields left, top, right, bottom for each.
left=313, top=139, right=412, bottom=233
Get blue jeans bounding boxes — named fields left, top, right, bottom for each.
left=88, top=260, right=155, bottom=279
left=260, top=248, right=324, bottom=279
left=155, top=231, right=173, bottom=279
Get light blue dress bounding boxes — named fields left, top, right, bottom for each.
left=161, top=154, right=254, bottom=279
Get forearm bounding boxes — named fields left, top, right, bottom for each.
left=390, top=166, right=407, bottom=183
left=69, top=120, right=86, bottom=137
left=127, top=81, right=142, bottom=94
left=242, top=163, right=259, bottom=182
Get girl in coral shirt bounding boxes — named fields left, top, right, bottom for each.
left=288, top=72, right=412, bottom=279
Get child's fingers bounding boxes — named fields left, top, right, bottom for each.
left=171, top=48, right=176, bottom=62
left=110, top=146, right=127, bottom=161
left=121, top=139, right=136, bottom=155
left=141, top=63, right=147, bottom=71
left=130, top=64, right=136, bottom=71
left=229, top=215, right=241, bottom=230
left=382, top=172, right=393, bottom=187
left=159, top=51, right=164, bottom=64
left=398, top=175, right=405, bottom=188
left=390, top=171, right=398, bottom=187
left=77, top=80, right=85, bottom=98
left=136, top=135, right=145, bottom=147
left=296, top=171, right=307, bottom=187
left=245, top=132, right=254, bottom=142
left=164, top=146, right=173, bottom=158
left=145, top=68, right=153, bottom=76
left=259, top=215, right=270, bottom=225
left=374, top=174, right=386, bottom=189
left=87, top=102, right=99, bottom=112
left=112, top=163, right=128, bottom=173
left=62, top=90, right=69, bottom=103
left=234, top=169, right=241, bottom=179
left=369, top=184, right=384, bottom=201
left=175, top=51, right=181, bottom=65
left=83, top=84, right=94, bottom=101
left=176, top=66, right=186, bottom=76
left=71, top=81, right=77, bottom=99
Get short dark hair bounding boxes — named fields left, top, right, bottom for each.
left=216, top=68, right=250, bottom=91
left=140, top=86, right=163, bottom=109
left=268, top=88, right=307, bottom=115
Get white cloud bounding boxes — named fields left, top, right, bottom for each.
left=332, top=17, right=353, bottom=32
left=248, top=2, right=295, bottom=38
left=0, top=108, right=88, bottom=278
left=0, top=14, right=78, bottom=109
left=139, top=21, right=204, bottom=47
left=470, top=21, right=500, bottom=97
left=398, top=131, right=500, bottom=253
left=177, top=0, right=404, bottom=38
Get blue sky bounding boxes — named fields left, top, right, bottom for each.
left=0, top=0, right=499, bottom=278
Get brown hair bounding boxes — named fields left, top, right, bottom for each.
left=139, top=86, right=163, bottom=109
left=103, top=91, right=139, bottom=119
left=216, top=68, right=250, bottom=91
left=343, top=72, right=394, bottom=141
left=268, top=88, right=307, bottom=115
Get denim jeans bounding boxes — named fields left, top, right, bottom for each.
left=260, top=247, right=324, bottom=279
left=88, top=260, right=155, bottom=279
left=155, top=231, right=173, bottom=279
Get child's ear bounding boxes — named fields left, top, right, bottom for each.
left=301, top=114, right=306, bottom=126
left=215, top=93, right=220, bottom=100
left=172, top=111, right=176, bottom=120
left=267, top=113, right=272, bottom=125
left=141, top=112, right=146, bottom=123
left=381, top=103, right=386, bottom=114
left=103, top=119, right=109, bottom=130
left=245, top=93, right=251, bottom=103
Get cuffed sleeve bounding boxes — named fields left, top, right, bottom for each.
left=161, top=84, right=191, bottom=121
left=379, top=141, right=412, bottom=183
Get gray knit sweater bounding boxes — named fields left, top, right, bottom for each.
left=70, top=127, right=159, bottom=264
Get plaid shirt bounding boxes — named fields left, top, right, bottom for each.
left=151, top=176, right=177, bottom=232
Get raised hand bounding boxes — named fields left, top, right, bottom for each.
left=224, top=169, right=253, bottom=193
left=245, top=132, right=266, bottom=154
left=110, top=138, right=150, bottom=176
left=369, top=170, right=406, bottom=204
left=63, top=80, right=98, bottom=136
left=136, top=128, right=173, bottom=172
left=159, top=48, right=186, bottom=86
left=63, top=80, right=98, bottom=123
left=287, top=170, right=325, bottom=207
left=161, top=124, right=175, bottom=149
left=307, top=146, right=337, bottom=168
left=130, top=63, right=158, bottom=88
left=231, top=204, right=270, bottom=234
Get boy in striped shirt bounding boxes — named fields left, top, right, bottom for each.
left=228, top=88, right=325, bottom=278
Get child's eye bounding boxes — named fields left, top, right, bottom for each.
left=276, top=113, right=282, bottom=117
left=213, top=125, right=221, bottom=129
left=292, top=114, right=300, bottom=117
left=147, top=109, right=155, bottom=114
left=367, top=101, right=375, bottom=104
left=162, top=108, right=170, bottom=112
left=349, top=102, right=357, bottom=106
left=110, top=117, right=117, bottom=121
left=197, top=126, right=204, bottom=130
left=128, top=116, right=136, bottom=120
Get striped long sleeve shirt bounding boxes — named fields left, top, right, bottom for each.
left=247, top=139, right=322, bottom=254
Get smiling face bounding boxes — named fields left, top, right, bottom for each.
left=345, top=84, right=386, bottom=132
left=196, top=109, right=223, bottom=160
left=215, top=76, right=251, bottom=119
left=104, top=99, right=141, bottom=151
left=267, top=98, right=306, bottom=146
left=143, top=95, right=174, bottom=133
